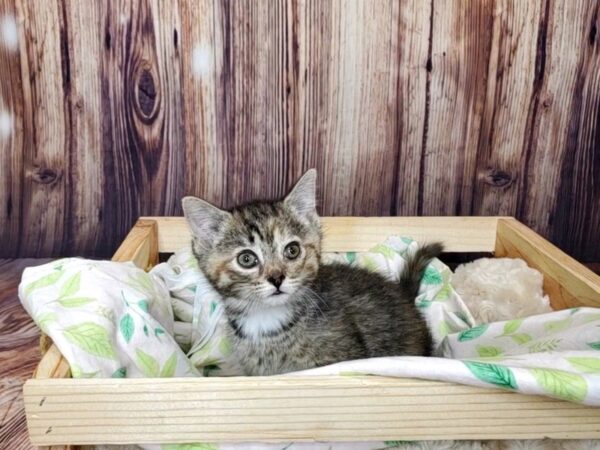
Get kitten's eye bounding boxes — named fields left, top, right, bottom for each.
left=237, top=250, right=258, bottom=268
left=284, top=242, right=301, bottom=260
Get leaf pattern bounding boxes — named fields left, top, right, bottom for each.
left=64, top=322, right=116, bottom=359
left=59, top=272, right=81, bottom=298
left=111, top=367, right=127, bottom=378
left=371, top=244, right=398, bottom=260
left=567, top=357, right=600, bottom=374
left=502, top=319, right=523, bottom=336
left=361, top=256, right=378, bottom=272
left=458, top=324, right=488, bottom=342
left=58, top=297, right=94, bottom=308
left=136, top=349, right=159, bottom=377
left=160, top=352, right=178, bottom=377
left=531, top=368, right=587, bottom=402
left=464, top=361, right=517, bottom=390
left=422, top=266, right=442, bottom=285
left=510, top=333, right=533, bottom=345
left=528, top=339, right=561, bottom=353
left=25, top=270, right=63, bottom=295
left=70, top=364, right=99, bottom=378
left=127, top=272, right=155, bottom=293
left=476, top=346, right=503, bottom=357
left=544, top=317, right=573, bottom=333
left=162, top=444, right=218, bottom=450
left=588, top=341, right=600, bottom=350
left=435, top=283, right=452, bottom=300
left=36, top=312, right=57, bottom=333
left=119, top=313, right=135, bottom=343
left=138, top=299, right=150, bottom=313
left=438, top=320, right=452, bottom=338
left=345, top=251, right=356, bottom=264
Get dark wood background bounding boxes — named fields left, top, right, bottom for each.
left=0, top=0, right=598, bottom=261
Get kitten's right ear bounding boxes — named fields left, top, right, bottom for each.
left=285, top=169, right=317, bottom=218
left=182, top=196, right=230, bottom=249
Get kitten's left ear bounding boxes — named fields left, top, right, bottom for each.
left=284, top=169, right=317, bottom=218
left=182, top=196, right=231, bottom=250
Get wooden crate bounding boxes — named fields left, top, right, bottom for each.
left=24, top=217, right=600, bottom=447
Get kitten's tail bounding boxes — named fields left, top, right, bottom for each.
left=399, top=242, right=444, bottom=297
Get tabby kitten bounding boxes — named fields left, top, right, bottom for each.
left=182, top=170, right=440, bottom=376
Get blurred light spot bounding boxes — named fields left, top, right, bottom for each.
left=192, top=45, right=211, bottom=78
left=0, top=109, right=12, bottom=139
left=0, top=15, right=18, bottom=52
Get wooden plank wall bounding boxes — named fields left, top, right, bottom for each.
left=0, top=0, right=598, bottom=261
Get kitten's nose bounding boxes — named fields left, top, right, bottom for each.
left=267, top=272, right=285, bottom=289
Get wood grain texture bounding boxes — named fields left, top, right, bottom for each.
left=0, top=259, right=52, bottom=450
left=471, top=0, right=542, bottom=216
left=518, top=0, right=600, bottom=259
left=23, top=377, right=600, bottom=445
left=0, top=0, right=599, bottom=262
left=99, top=0, right=185, bottom=256
left=16, top=0, right=68, bottom=256
left=0, top=0, right=24, bottom=258
left=420, top=0, right=493, bottom=216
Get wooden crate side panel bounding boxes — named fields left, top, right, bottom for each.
left=23, top=377, right=600, bottom=445
left=111, top=218, right=159, bottom=271
left=495, top=218, right=600, bottom=310
left=148, top=216, right=501, bottom=253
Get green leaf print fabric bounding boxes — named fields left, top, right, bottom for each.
left=19, top=259, right=198, bottom=378
left=19, top=237, right=600, bottom=409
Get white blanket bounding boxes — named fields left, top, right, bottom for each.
left=18, top=238, right=600, bottom=450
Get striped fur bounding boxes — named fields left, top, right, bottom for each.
left=182, top=170, right=438, bottom=375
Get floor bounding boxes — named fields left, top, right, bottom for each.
left=1, top=258, right=599, bottom=450
left=0, top=259, right=52, bottom=449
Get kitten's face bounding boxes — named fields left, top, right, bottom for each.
left=202, top=203, right=320, bottom=306
left=182, top=170, right=321, bottom=311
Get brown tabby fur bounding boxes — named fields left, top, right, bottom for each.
left=182, top=170, right=440, bottom=375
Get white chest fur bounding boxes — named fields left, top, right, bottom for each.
left=238, top=304, right=292, bottom=340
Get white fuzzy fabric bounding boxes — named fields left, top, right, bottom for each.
left=452, top=257, right=552, bottom=324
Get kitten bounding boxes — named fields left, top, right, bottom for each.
left=182, top=170, right=441, bottom=376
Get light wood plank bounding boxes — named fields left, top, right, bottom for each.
left=16, top=0, right=69, bottom=255
left=63, top=0, right=104, bottom=255
left=471, top=0, right=542, bottom=216
left=393, top=0, right=432, bottom=215
left=495, top=217, right=600, bottom=309
left=301, top=0, right=403, bottom=216
left=24, top=377, right=600, bottom=445
left=420, top=0, right=493, bottom=216
left=0, top=0, right=24, bottom=257
left=146, top=216, right=501, bottom=253
left=179, top=0, right=227, bottom=206
left=518, top=0, right=600, bottom=257
left=111, top=218, right=158, bottom=271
